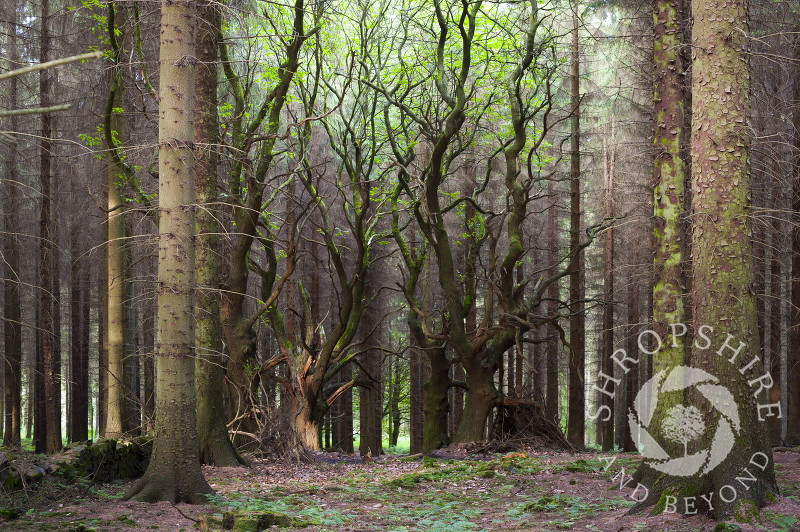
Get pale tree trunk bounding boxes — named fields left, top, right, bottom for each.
left=104, top=2, right=129, bottom=438
left=125, top=0, right=213, bottom=503
left=105, top=99, right=128, bottom=440
left=194, top=0, right=244, bottom=467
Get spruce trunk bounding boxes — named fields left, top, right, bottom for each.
left=125, top=0, right=213, bottom=503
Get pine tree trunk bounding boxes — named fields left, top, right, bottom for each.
left=631, top=0, right=779, bottom=514
left=51, top=172, right=62, bottom=447
left=545, top=180, right=560, bottom=424
left=142, top=270, right=155, bottom=433
left=99, top=219, right=108, bottom=438
left=566, top=5, right=585, bottom=448
left=70, top=224, right=88, bottom=442
left=105, top=50, right=128, bottom=439
left=600, top=123, right=615, bottom=452
left=391, top=359, right=401, bottom=446
left=38, top=0, right=60, bottom=454
left=788, top=26, right=800, bottom=445
left=2, top=7, right=21, bottom=447
left=124, top=0, right=213, bottom=503
left=623, top=267, right=638, bottom=453
left=194, top=0, right=244, bottom=467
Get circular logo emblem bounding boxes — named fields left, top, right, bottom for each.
left=629, top=366, right=741, bottom=477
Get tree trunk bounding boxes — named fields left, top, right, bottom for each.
left=623, top=261, right=639, bottom=453
left=123, top=249, right=140, bottom=435
left=631, top=0, right=778, bottom=514
left=599, top=122, right=615, bottom=452
left=455, top=366, right=496, bottom=442
left=338, top=363, right=354, bottom=453
left=291, top=395, right=324, bottom=450
left=51, top=173, right=62, bottom=447
left=566, top=4, right=585, bottom=448
left=650, top=0, right=688, bottom=409
left=124, top=0, right=213, bottom=503
left=545, top=180, right=560, bottom=424
left=70, top=223, right=89, bottom=442
left=142, top=263, right=155, bottom=433
left=99, top=219, right=108, bottom=438
left=105, top=35, right=128, bottom=438
left=422, top=347, right=450, bottom=452
left=2, top=7, right=21, bottom=447
left=788, top=26, right=800, bottom=445
left=194, top=0, right=244, bottom=467
left=359, top=281, right=383, bottom=456
left=38, top=0, right=60, bottom=454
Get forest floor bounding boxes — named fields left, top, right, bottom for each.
left=1, top=447, right=799, bottom=532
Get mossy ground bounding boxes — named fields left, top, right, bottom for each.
left=1, top=450, right=798, bottom=531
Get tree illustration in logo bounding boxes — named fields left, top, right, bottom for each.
left=628, top=366, right=740, bottom=477
left=661, top=405, right=705, bottom=458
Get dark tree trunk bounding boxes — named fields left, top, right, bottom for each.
left=566, top=5, right=585, bottom=448
left=599, top=125, right=615, bottom=452
left=631, top=0, right=779, bottom=513
left=409, top=331, right=423, bottom=454
left=359, top=281, right=383, bottom=456
left=99, top=219, right=108, bottom=438
left=788, top=27, right=800, bottom=445
left=623, top=259, right=638, bottom=453
left=69, top=224, right=89, bottom=442
left=2, top=7, right=21, bottom=446
left=38, top=0, right=60, bottom=454
left=338, top=363, right=354, bottom=453
left=194, top=0, right=244, bottom=467
left=545, top=180, right=560, bottom=424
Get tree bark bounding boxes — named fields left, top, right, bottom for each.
left=124, top=0, right=213, bottom=503
left=194, top=0, right=244, bottom=467
left=599, top=122, right=615, bottom=452
left=38, top=0, right=60, bottom=454
left=2, top=6, right=21, bottom=447
left=566, top=4, right=585, bottom=448
left=546, top=181, right=560, bottom=424
left=631, top=0, right=779, bottom=514
left=70, top=223, right=89, bottom=442
left=788, top=26, right=800, bottom=445
left=104, top=1, right=129, bottom=438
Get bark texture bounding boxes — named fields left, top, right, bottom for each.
left=194, top=0, right=244, bottom=467
left=566, top=5, right=585, bottom=448
left=2, top=7, right=21, bottom=447
left=125, top=0, right=213, bottom=503
left=632, top=0, right=779, bottom=515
